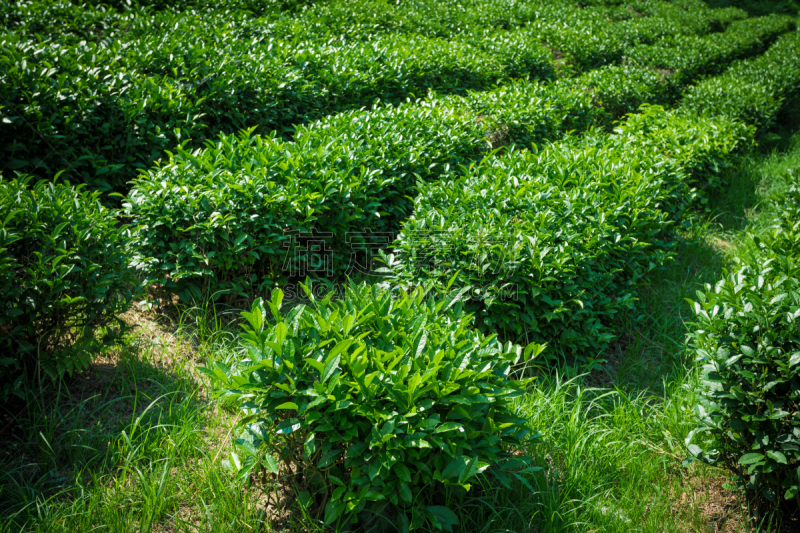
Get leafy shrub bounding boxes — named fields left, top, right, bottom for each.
left=125, top=99, right=489, bottom=302
left=0, top=0, right=130, bottom=44
left=125, top=130, right=387, bottom=302
left=457, top=27, right=557, bottom=81
left=204, top=283, right=542, bottom=530
left=384, top=144, right=679, bottom=363
left=683, top=30, right=800, bottom=128
left=686, top=257, right=800, bottom=508
left=385, top=107, right=748, bottom=362
left=0, top=176, right=138, bottom=397
left=687, top=184, right=800, bottom=509
left=0, top=36, right=206, bottom=192
left=297, top=99, right=488, bottom=224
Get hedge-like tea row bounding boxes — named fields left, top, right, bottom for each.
left=571, top=14, right=795, bottom=123
left=123, top=81, right=589, bottom=302
left=0, top=10, right=555, bottom=192
left=123, top=7, right=783, bottom=304
left=124, top=95, right=497, bottom=302
left=385, top=107, right=749, bottom=360
left=532, top=2, right=745, bottom=71
left=629, top=15, right=794, bottom=80
left=683, top=30, right=800, bottom=129
left=291, top=0, right=743, bottom=46
left=440, top=13, right=791, bottom=151
left=1, top=0, right=744, bottom=192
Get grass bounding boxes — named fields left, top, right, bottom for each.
left=3, top=121, right=800, bottom=533
left=0, top=311, right=269, bottom=533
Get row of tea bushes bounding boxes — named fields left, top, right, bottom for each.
left=1, top=0, right=734, bottom=45
left=272, top=0, right=743, bottom=47
left=683, top=29, right=800, bottom=129
left=571, top=14, right=795, bottom=122
left=385, top=21, right=800, bottom=361
left=679, top=35, right=800, bottom=504
left=443, top=12, right=793, bottom=151
left=384, top=107, right=749, bottom=362
left=0, top=20, right=552, bottom=192
left=0, top=0, right=135, bottom=45
left=528, top=2, right=745, bottom=71
left=123, top=13, right=796, bottom=306
left=118, top=81, right=621, bottom=305
left=1, top=0, right=743, bottom=192
left=123, top=99, right=491, bottom=303
left=627, top=15, right=793, bottom=80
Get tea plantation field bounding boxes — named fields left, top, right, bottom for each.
left=3, top=0, right=800, bottom=531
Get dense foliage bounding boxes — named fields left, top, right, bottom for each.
left=0, top=0, right=758, bottom=193
left=0, top=176, right=137, bottom=397
left=685, top=181, right=800, bottom=511
left=683, top=29, right=800, bottom=128
left=124, top=99, right=491, bottom=302
left=385, top=107, right=747, bottom=362
left=205, top=283, right=541, bottom=530
left=5, top=0, right=800, bottom=527
left=687, top=258, right=800, bottom=508
left=573, top=14, right=794, bottom=122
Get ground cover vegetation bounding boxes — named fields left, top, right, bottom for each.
left=3, top=0, right=800, bottom=531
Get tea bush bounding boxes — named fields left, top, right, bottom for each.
left=0, top=176, right=138, bottom=398
left=683, top=30, right=800, bottom=129
left=0, top=0, right=131, bottom=44
left=1, top=0, right=749, bottom=192
left=385, top=144, right=678, bottom=362
left=125, top=99, right=490, bottom=302
left=386, top=107, right=748, bottom=361
left=125, top=131, right=384, bottom=302
left=686, top=260, right=800, bottom=506
left=0, top=37, right=207, bottom=192
left=296, top=99, right=489, bottom=224
left=685, top=183, right=800, bottom=509
left=204, top=283, right=542, bottom=530
left=126, top=92, right=750, bottom=306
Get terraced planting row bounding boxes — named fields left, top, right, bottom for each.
left=125, top=24, right=800, bottom=318
left=2, top=0, right=749, bottom=190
